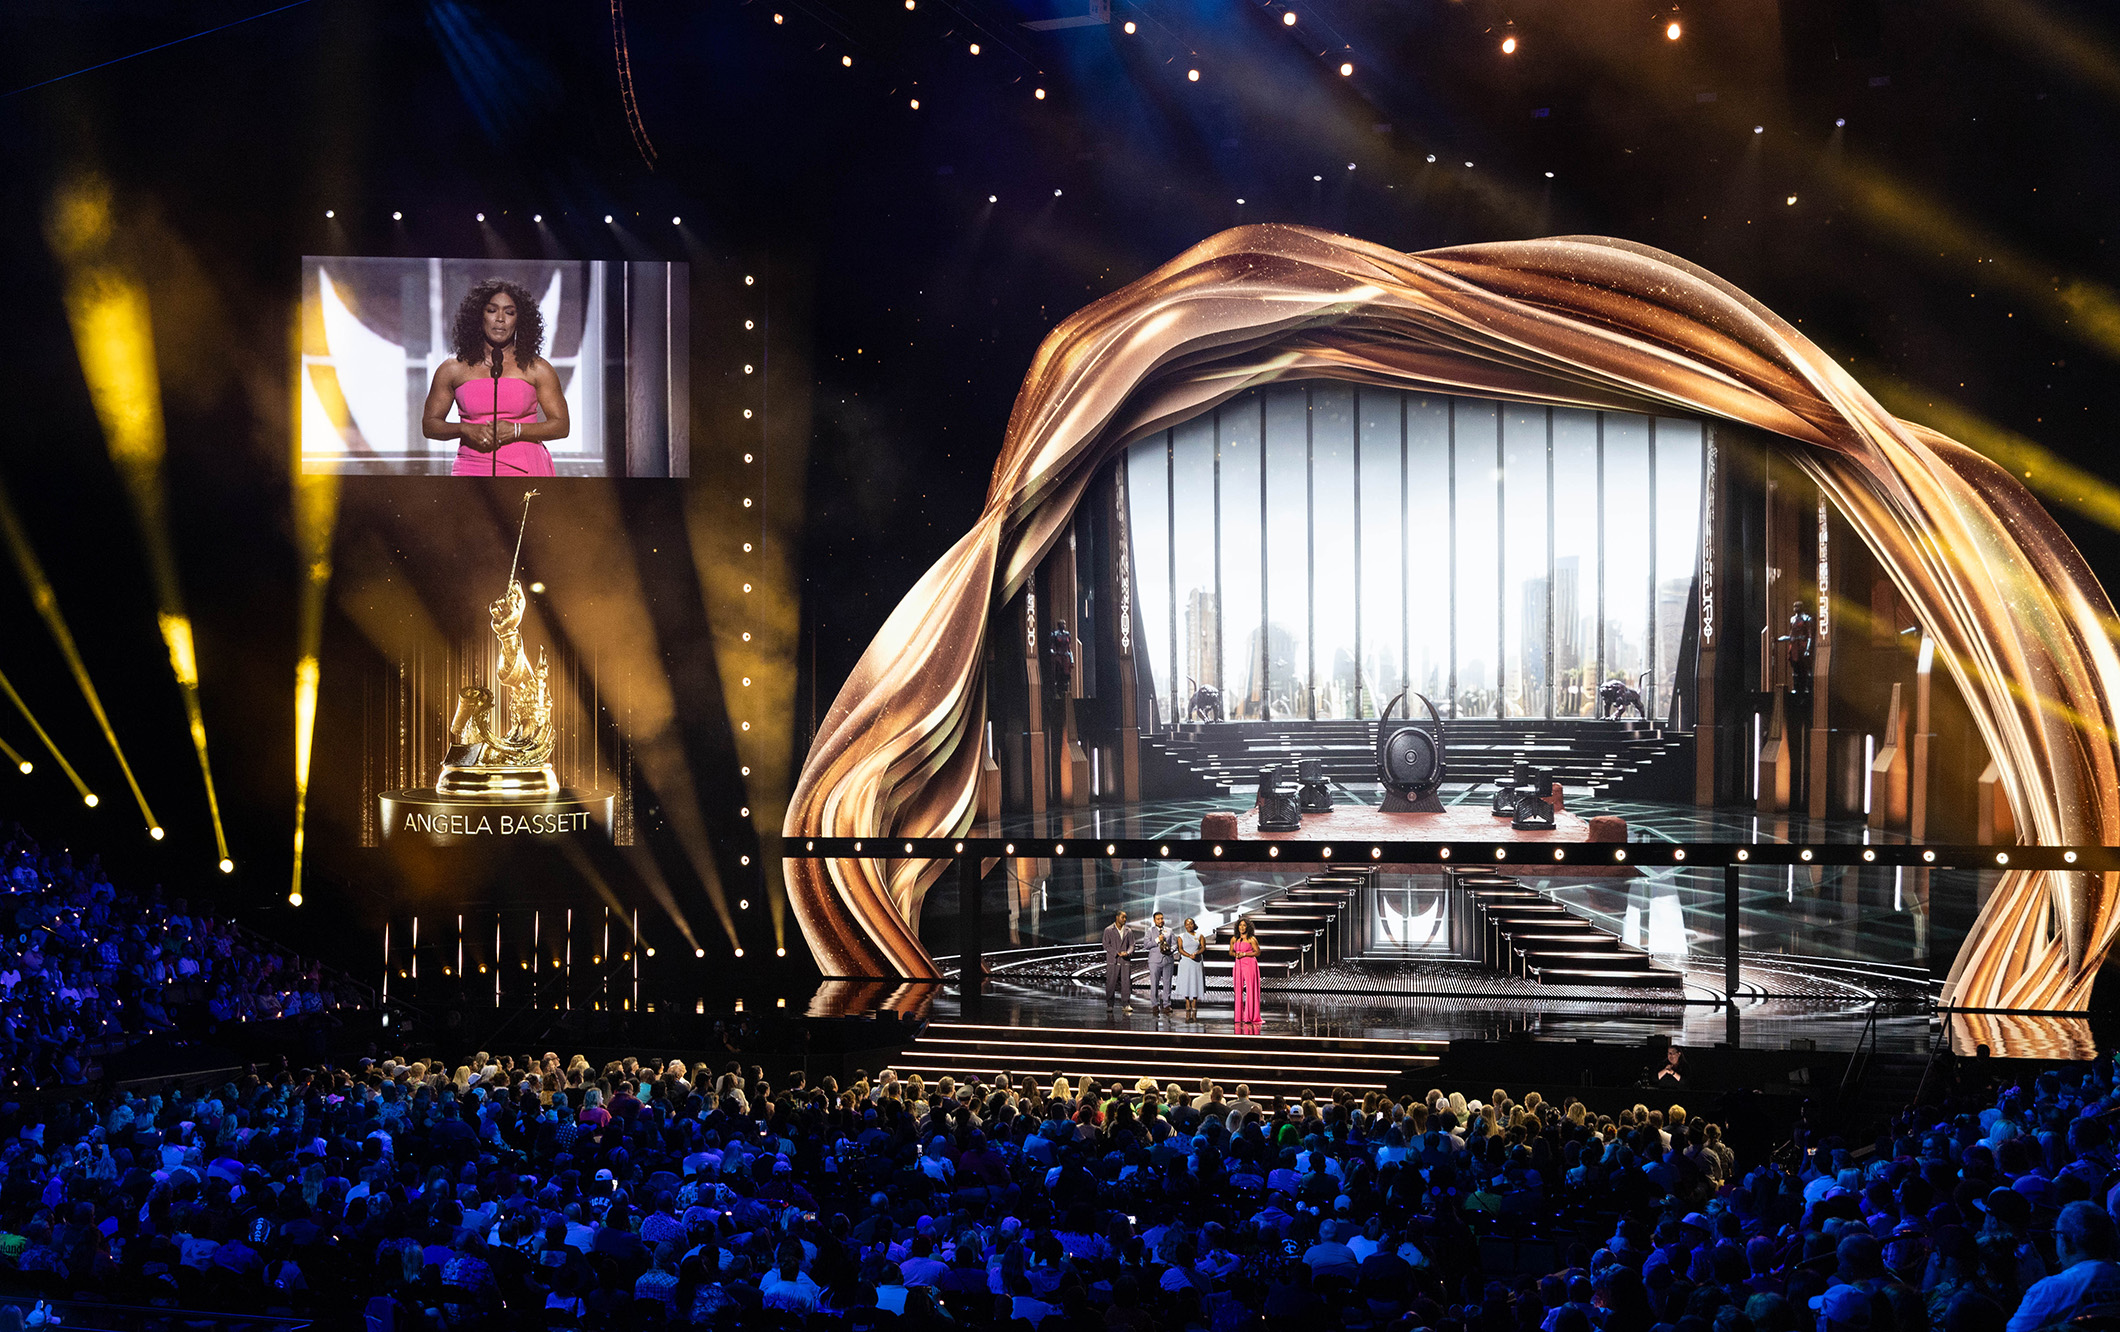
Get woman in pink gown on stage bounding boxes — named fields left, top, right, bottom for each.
left=421, top=278, right=569, bottom=476
left=1230, top=917, right=1263, bottom=1030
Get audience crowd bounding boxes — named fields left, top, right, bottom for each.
left=0, top=1039, right=2117, bottom=1331
left=0, top=828, right=358, bottom=1089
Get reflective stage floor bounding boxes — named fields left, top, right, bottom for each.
left=890, top=788, right=2099, bottom=1061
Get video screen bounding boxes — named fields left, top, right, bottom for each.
left=298, top=256, right=689, bottom=477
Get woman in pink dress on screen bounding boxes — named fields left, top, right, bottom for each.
left=1230, top=917, right=1262, bottom=1030
left=421, top=278, right=569, bottom=476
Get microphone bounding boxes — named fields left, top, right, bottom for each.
left=490, top=342, right=503, bottom=475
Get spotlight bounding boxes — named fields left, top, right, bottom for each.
left=1501, top=35, right=1517, bottom=53
left=744, top=274, right=755, bottom=284
left=1053, top=188, right=1062, bottom=196
left=1284, top=10, right=1297, bottom=23
left=1236, top=198, right=1245, bottom=204
left=741, top=899, right=750, bottom=910
left=672, top=215, right=681, bottom=224
left=773, top=12, right=782, bottom=21
left=1035, top=87, right=1046, bottom=99
left=969, top=42, right=980, bottom=54
left=842, top=55, right=852, bottom=66
left=218, top=858, right=233, bottom=873
left=1786, top=194, right=1798, bottom=205
left=1835, top=117, right=1846, bottom=127
left=15, top=762, right=28, bottom=775
left=905, top=0, right=914, bottom=8
left=988, top=194, right=998, bottom=203
left=604, top=213, right=614, bottom=222
left=84, top=793, right=99, bottom=808
left=149, top=826, right=164, bottom=841
left=1426, top=153, right=1437, bottom=162
left=1187, top=69, right=1199, bottom=81
left=910, top=98, right=920, bottom=109
left=533, top=213, right=543, bottom=222
left=475, top=212, right=485, bottom=222
left=391, top=211, right=402, bottom=221
left=777, top=947, right=787, bottom=957
left=695, top=947, right=706, bottom=958
left=1314, top=174, right=1323, bottom=181
left=1665, top=21, right=1681, bottom=39
left=734, top=947, right=745, bottom=958
left=1465, top=161, right=1474, bottom=167
left=1339, top=61, right=1353, bottom=75
left=745, top=319, right=755, bottom=329
left=528, top=581, right=546, bottom=593
left=324, top=210, right=334, bottom=219
left=289, top=892, right=303, bottom=907
left=1753, top=125, right=1764, bottom=134
left=1545, top=170, right=1555, bottom=178
left=1123, top=20, right=1136, bottom=33
left=1347, top=161, right=1355, bottom=170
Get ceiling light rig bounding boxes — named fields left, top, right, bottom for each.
left=1666, top=19, right=1681, bottom=40
left=1283, top=11, right=1298, bottom=24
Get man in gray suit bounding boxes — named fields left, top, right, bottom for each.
left=1145, top=910, right=1176, bottom=1014
left=1101, top=911, right=1135, bottom=1012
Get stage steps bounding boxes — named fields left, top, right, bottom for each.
left=887, top=1019, right=1444, bottom=1101
left=1059, top=870, right=1368, bottom=984
left=1201, top=869, right=1369, bottom=977
left=1451, top=871, right=1684, bottom=990
left=1139, top=717, right=1692, bottom=800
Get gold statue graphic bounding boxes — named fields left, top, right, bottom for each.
left=437, top=491, right=559, bottom=797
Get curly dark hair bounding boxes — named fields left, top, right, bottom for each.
left=450, top=278, right=544, bottom=369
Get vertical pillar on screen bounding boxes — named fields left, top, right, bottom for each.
left=1809, top=496, right=1834, bottom=822
left=1695, top=428, right=1719, bottom=806
left=1305, top=386, right=1317, bottom=721
left=1023, top=588, right=1047, bottom=818
left=1495, top=405, right=1506, bottom=719
left=624, top=262, right=673, bottom=477
left=1593, top=413, right=1606, bottom=718
left=958, top=855, right=984, bottom=1010
left=1051, top=531, right=1091, bottom=809
left=1446, top=398, right=1458, bottom=719
left=1111, top=455, right=1141, bottom=801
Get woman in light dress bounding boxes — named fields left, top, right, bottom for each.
left=1174, top=917, right=1205, bottom=1020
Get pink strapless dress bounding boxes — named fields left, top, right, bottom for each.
left=452, top=378, right=555, bottom=476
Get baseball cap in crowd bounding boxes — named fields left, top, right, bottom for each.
left=1810, top=1285, right=1873, bottom=1327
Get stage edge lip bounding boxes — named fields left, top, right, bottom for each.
left=379, top=789, right=615, bottom=846
left=783, top=837, right=2120, bottom=871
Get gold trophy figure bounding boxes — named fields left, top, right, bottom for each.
left=437, top=492, right=559, bottom=797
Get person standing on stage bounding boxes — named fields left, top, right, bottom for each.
left=1175, top=917, right=1205, bottom=1021
left=1146, top=911, right=1177, bottom=1014
left=1101, top=911, right=1136, bottom=1013
left=1230, top=918, right=1263, bottom=1029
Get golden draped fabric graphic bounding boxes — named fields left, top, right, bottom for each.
left=783, top=225, right=2120, bottom=1011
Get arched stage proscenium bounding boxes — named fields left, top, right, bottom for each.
left=784, top=224, right=2120, bottom=1013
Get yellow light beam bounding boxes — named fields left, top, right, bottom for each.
left=1830, top=157, right=2120, bottom=367
left=0, top=665, right=96, bottom=804
left=289, top=304, right=341, bottom=897
left=1862, top=371, right=2120, bottom=536
left=46, top=172, right=229, bottom=864
left=1947, top=0, right=2120, bottom=107
left=0, top=733, right=31, bottom=775
left=0, top=475, right=159, bottom=833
